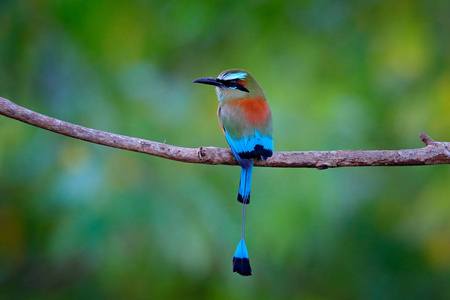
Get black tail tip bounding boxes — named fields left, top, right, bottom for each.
left=233, top=257, right=252, bottom=276
left=237, top=194, right=250, bottom=204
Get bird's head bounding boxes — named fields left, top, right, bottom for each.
left=193, top=69, right=265, bottom=101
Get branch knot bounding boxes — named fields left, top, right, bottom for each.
left=197, top=146, right=208, bottom=162
left=316, top=161, right=336, bottom=170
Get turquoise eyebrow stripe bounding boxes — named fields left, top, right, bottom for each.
left=222, top=72, right=247, bottom=80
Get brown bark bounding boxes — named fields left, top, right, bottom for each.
left=2, top=96, right=450, bottom=169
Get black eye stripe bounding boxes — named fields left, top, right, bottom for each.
left=217, top=79, right=250, bottom=93
left=218, top=79, right=238, bottom=87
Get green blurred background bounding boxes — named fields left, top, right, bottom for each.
left=1, top=0, right=450, bottom=299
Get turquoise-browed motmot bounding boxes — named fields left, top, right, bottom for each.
left=193, top=69, right=273, bottom=276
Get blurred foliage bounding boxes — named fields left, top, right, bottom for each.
left=1, top=0, right=450, bottom=299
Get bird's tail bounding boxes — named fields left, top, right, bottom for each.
left=237, top=164, right=253, bottom=204
left=233, top=165, right=253, bottom=276
left=233, top=237, right=252, bottom=276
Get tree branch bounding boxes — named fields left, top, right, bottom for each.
left=1, top=96, right=450, bottom=169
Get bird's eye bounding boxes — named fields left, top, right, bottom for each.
left=228, top=80, right=238, bottom=87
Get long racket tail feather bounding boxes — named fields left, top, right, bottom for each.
left=234, top=164, right=253, bottom=275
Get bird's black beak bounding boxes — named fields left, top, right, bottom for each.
left=193, top=77, right=222, bottom=87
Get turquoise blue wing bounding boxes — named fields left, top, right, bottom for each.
left=224, top=129, right=273, bottom=165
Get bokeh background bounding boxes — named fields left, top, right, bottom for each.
left=1, top=0, right=450, bottom=299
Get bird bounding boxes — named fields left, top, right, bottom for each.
left=193, top=69, right=273, bottom=276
